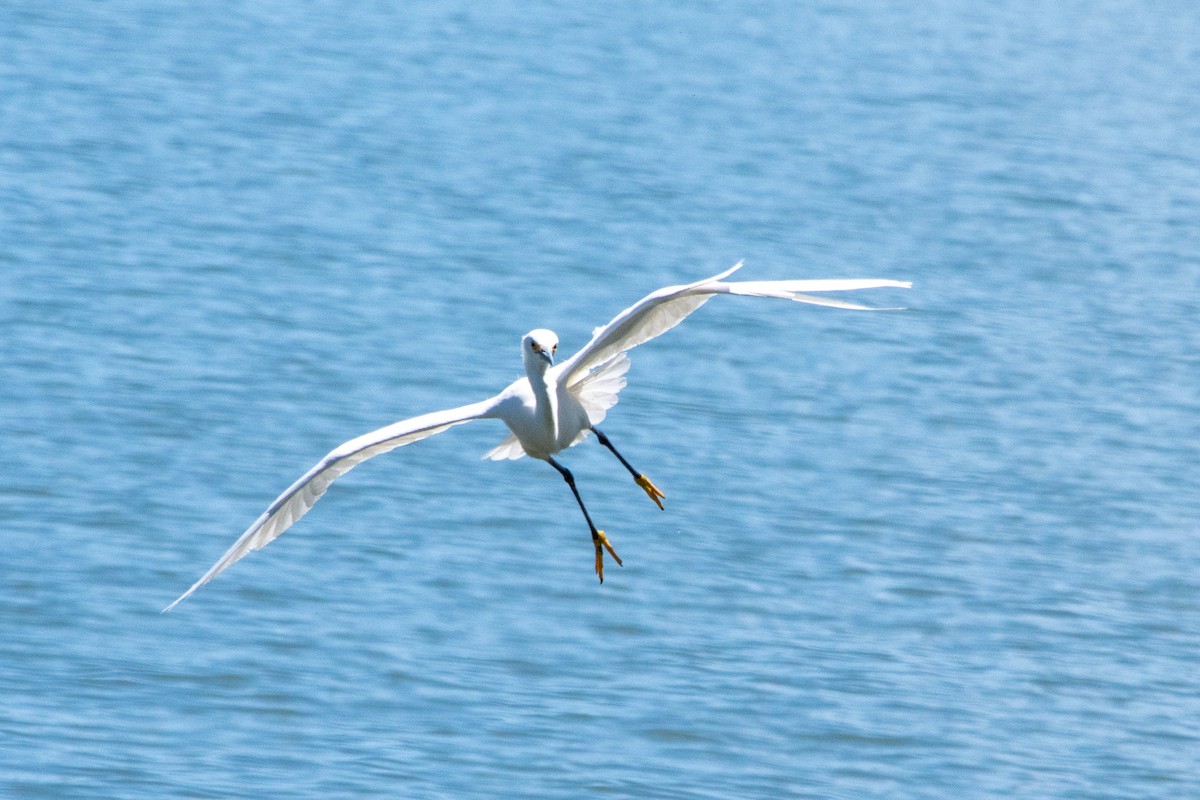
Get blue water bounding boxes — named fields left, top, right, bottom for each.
left=3, top=2, right=1199, bottom=797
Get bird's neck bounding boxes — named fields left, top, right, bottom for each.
left=525, top=360, right=558, bottom=441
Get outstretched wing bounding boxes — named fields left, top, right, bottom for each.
left=165, top=397, right=500, bottom=611
left=555, top=261, right=910, bottom=386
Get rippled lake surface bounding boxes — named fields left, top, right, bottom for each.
left=4, top=2, right=1199, bottom=797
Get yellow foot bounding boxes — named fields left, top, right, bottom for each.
left=635, top=474, right=666, bottom=510
left=593, top=530, right=622, bottom=583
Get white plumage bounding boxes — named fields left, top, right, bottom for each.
left=165, top=261, right=908, bottom=610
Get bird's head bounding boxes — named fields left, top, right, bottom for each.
left=522, top=329, right=558, bottom=369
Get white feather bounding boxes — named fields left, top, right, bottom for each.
left=166, top=262, right=909, bottom=609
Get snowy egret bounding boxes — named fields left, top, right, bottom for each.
left=165, top=261, right=908, bottom=610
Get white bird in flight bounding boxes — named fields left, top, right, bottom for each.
left=165, top=261, right=908, bottom=610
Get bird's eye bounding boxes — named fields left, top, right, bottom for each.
left=531, top=342, right=542, bottom=353
left=551, top=344, right=557, bottom=353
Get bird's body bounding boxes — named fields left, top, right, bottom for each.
left=484, top=331, right=631, bottom=462
left=166, top=261, right=908, bottom=611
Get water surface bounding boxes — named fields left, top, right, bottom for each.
left=3, top=2, right=1199, bottom=797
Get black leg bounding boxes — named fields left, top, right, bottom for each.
left=547, top=457, right=622, bottom=582
left=592, top=427, right=666, bottom=510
